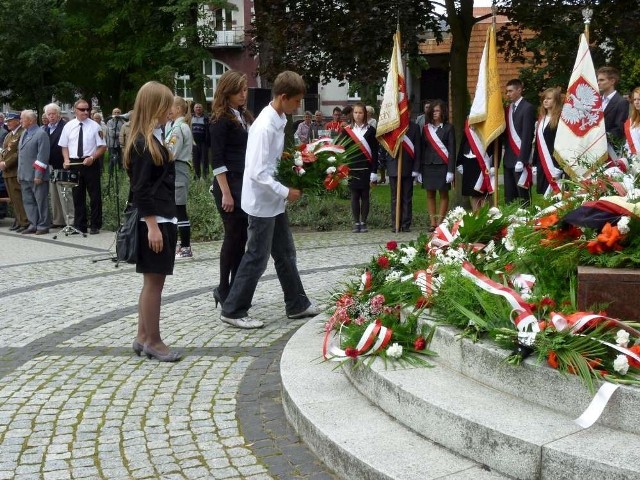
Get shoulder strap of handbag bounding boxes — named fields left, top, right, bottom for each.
left=127, top=149, right=170, bottom=210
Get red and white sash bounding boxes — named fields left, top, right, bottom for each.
left=344, top=126, right=372, bottom=163
left=424, top=124, right=449, bottom=164
left=464, top=121, right=494, bottom=194
left=624, top=119, right=639, bottom=155
left=506, top=104, right=521, bottom=156
left=536, top=119, right=560, bottom=195
left=402, top=135, right=415, bottom=159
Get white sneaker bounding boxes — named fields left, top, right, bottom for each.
left=220, top=315, right=264, bottom=329
left=287, top=303, right=322, bottom=319
left=175, top=246, right=193, bottom=260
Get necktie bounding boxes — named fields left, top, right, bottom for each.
left=77, top=123, right=84, bottom=158
left=512, top=103, right=517, bottom=114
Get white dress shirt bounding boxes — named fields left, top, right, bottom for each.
left=58, top=118, right=106, bottom=158
left=241, top=103, right=290, bottom=218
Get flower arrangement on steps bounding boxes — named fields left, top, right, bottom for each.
left=323, top=159, right=640, bottom=417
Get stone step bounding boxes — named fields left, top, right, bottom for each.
left=345, top=350, right=640, bottom=480
left=280, top=319, right=510, bottom=480
left=424, top=317, right=640, bottom=435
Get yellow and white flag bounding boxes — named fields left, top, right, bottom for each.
left=465, top=24, right=505, bottom=193
left=553, top=34, right=607, bottom=180
left=377, top=29, right=409, bottom=158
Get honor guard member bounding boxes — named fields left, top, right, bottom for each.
left=0, top=112, right=29, bottom=231
left=58, top=99, right=107, bottom=234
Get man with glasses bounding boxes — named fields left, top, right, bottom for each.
left=58, top=99, right=107, bottom=234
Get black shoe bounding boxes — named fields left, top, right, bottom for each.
left=9, top=224, right=19, bottom=231
left=360, top=223, right=368, bottom=233
left=401, top=227, right=411, bottom=232
left=90, top=228, right=100, bottom=235
left=352, top=223, right=361, bottom=233
left=21, top=227, right=36, bottom=235
left=213, top=287, right=226, bottom=309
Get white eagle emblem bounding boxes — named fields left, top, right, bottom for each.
left=561, top=78, right=602, bottom=136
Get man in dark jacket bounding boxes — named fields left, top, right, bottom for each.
left=44, top=103, right=69, bottom=227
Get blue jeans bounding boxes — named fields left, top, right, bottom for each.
left=221, top=212, right=311, bottom=319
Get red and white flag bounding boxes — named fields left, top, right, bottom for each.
left=376, top=29, right=409, bottom=158
left=554, top=34, right=607, bottom=180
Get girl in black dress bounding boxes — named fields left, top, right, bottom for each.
left=532, top=87, right=563, bottom=195
left=125, top=81, right=180, bottom=362
left=339, top=102, right=378, bottom=233
left=420, top=100, right=455, bottom=231
left=210, top=71, right=253, bottom=306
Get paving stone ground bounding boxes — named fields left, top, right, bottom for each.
left=0, top=219, right=417, bottom=480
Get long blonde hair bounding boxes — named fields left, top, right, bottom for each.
left=211, top=70, right=253, bottom=126
left=630, top=87, right=640, bottom=128
left=173, top=96, right=192, bottom=127
left=537, top=87, right=563, bottom=130
left=124, top=81, right=174, bottom=168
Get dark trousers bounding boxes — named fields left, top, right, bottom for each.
left=221, top=212, right=311, bottom=319
left=503, top=167, right=531, bottom=205
left=72, top=162, right=102, bottom=231
left=389, top=175, right=414, bottom=229
left=212, top=174, right=247, bottom=297
left=350, top=186, right=370, bottom=224
left=192, top=139, right=208, bottom=178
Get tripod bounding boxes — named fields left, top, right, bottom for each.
left=52, top=181, right=86, bottom=238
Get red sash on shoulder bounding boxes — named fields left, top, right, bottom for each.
left=402, top=135, right=415, bottom=159
left=625, top=119, right=639, bottom=155
left=344, top=126, right=372, bottom=163
left=506, top=104, right=521, bottom=156
left=535, top=119, right=560, bottom=195
left=423, top=124, right=449, bottom=164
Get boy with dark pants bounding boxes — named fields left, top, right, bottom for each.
left=220, top=71, right=320, bottom=329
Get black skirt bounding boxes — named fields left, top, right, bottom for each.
left=422, top=164, right=450, bottom=191
left=211, top=171, right=247, bottom=219
left=136, top=221, right=178, bottom=275
left=460, top=155, right=484, bottom=197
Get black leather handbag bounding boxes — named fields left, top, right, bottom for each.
left=116, top=205, right=139, bottom=264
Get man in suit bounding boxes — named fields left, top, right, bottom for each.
left=597, top=66, right=629, bottom=144
left=502, top=78, right=535, bottom=204
left=0, top=112, right=29, bottom=231
left=18, top=110, right=50, bottom=234
left=44, top=103, right=69, bottom=228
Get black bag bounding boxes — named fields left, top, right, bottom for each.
left=116, top=205, right=139, bottom=264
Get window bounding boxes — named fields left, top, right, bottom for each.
left=175, top=59, right=230, bottom=101
left=214, top=9, right=233, bottom=31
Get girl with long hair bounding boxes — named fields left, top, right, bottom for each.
left=533, top=87, right=564, bottom=195
left=124, top=81, right=181, bottom=362
left=166, top=96, right=194, bottom=259
left=209, top=70, right=254, bottom=306
left=624, top=87, right=640, bottom=157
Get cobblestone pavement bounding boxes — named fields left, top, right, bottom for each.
left=0, top=223, right=418, bottom=480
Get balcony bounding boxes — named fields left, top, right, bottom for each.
left=209, top=27, right=245, bottom=48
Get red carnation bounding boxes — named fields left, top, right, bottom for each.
left=628, top=346, right=640, bottom=368
left=377, top=255, right=390, bottom=269
left=344, top=347, right=359, bottom=358
left=415, top=297, right=430, bottom=309
left=547, top=352, right=559, bottom=369
left=386, top=241, right=398, bottom=251
left=413, top=337, right=426, bottom=351
left=540, top=297, right=556, bottom=308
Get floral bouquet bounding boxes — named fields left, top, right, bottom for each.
left=276, top=137, right=359, bottom=194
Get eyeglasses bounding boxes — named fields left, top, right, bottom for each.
left=76, top=108, right=91, bottom=112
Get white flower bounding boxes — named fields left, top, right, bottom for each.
left=385, top=271, right=402, bottom=282
left=296, top=167, right=306, bottom=176
left=626, top=189, right=640, bottom=201
left=386, top=342, right=403, bottom=359
left=294, top=156, right=304, bottom=167
left=326, top=166, right=336, bottom=174
left=617, top=216, right=630, bottom=235
left=616, top=329, right=630, bottom=348
left=487, top=207, right=502, bottom=222
left=327, top=155, right=337, bottom=163
left=613, top=354, right=629, bottom=375
left=399, top=246, right=417, bottom=265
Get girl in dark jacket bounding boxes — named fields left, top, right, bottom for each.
left=125, top=81, right=180, bottom=362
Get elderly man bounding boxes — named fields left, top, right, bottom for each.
left=44, top=103, right=69, bottom=228
left=0, top=113, right=8, bottom=144
left=0, top=112, right=29, bottom=231
left=58, top=99, right=107, bottom=235
left=18, top=110, right=50, bottom=234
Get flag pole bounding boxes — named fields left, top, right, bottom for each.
left=491, top=2, right=500, bottom=207
left=582, top=7, right=593, bottom=43
left=395, top=149, right=403, bottom=232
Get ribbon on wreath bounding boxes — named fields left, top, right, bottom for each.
left=322, top=318, right=393, bottom=361
left=428, top=222, right=461, bottom=249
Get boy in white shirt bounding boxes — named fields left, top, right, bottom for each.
left=220, top=71, right=320, bottom=329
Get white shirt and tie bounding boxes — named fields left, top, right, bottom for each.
left=58, top=118, right=106, bottom=159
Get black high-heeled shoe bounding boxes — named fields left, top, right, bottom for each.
left=132, top=339, right=144, bottom=356
left=213, top=287, right=225, bottom=308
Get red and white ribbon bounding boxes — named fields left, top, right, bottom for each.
left=33, top=160, right=47, bottom=173
left=506, top=104, right=522, bottom=156
left=424, top=124, right=449, bottom=164
left=464, top=121, right=494, bottom=194
left=344, top=126, right=373, bottom=163
left=536, top=119, right=560, bottom=194
left=624, top=119, right=639, bottom=155
left=322, top=319, right=393, bottom=361
left=402, top=135, right=415, bottom=159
